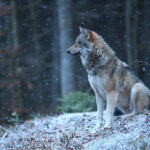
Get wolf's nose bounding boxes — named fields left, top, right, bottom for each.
left=66, top=49, right=70, bottom=54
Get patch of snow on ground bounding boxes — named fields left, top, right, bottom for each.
left=0, top=111, right=150, bottom=150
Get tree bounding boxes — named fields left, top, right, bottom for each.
left=10, top=0, right=24, bottom=112
left=57, top=0, right=75, bottom=95
left=28, top=1, right=46, bottom=112
left=125, top=0, right=139, bottom=73
left=50, top=0, right=60, bottom=109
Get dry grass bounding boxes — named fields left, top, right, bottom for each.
left=0, top=111, right=150, bottom=150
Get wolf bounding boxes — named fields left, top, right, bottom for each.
left=67, top=27, right=150, bottom=128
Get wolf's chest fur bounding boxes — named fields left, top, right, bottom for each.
left=88, top=74, right=106, bottom=99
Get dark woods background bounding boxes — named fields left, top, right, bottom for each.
left=0, top=0, right=150, bottom=121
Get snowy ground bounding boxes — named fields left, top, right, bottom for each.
left=0, top=111, right=150, bottom=150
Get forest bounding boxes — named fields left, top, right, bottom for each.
left=0, top=0, right=150, bottom=121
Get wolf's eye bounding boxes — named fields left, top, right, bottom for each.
left=78, top=41, right=81, bottom=44
left=83, top=43, right=86, bottom=47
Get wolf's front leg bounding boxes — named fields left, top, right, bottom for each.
left=104, top=91, right=117, bottom=128
left=94, top=94, right=104, bottom=130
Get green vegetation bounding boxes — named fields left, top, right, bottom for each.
left=8, top=112, right=20, bottom=125
left=57, top=91, right=96, bottom=113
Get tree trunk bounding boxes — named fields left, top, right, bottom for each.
left=57, top=0, right=75, bottom=96
left=125, top=0, right=139, bottom=74
left=28, top=1, right=46, bottom=112
left=132, top=0, right=138, bottom=73
left=10, top=0, right=23, bottom=112
left=138, top=0, right=150, bottom=86
left=50, top=2, right=60, bottom=110
left=125, top=0, right=132, bottom=65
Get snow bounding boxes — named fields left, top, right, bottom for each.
left=0, top=111, right=150, bottom=150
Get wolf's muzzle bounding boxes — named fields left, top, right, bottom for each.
left=66, top=49, right=80, bottom=55
left=66, top=49, right=71, bottom=54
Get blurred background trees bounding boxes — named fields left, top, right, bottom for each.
left=0, top=0, right=150, bottom=121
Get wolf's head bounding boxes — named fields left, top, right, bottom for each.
left=67, top=27, right=99, bottom=56
left=67, top=27, right=115, bottom=67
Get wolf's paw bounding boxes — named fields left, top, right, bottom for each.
left=91, top=123, right=102, bottom=133
left=104, top=124, right=112, bottom=129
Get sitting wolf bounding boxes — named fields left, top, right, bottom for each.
left=67, top=27, right=150, bottom=128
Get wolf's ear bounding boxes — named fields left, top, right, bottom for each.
left=79, top=26, right=97, bottom=42
left=79, top=26, right=91, bottom=39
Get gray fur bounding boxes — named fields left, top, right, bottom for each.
left=67, top=27, right=150, bottom=128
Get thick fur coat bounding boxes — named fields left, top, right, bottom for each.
left=67, top=27, right=150, bottom=128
